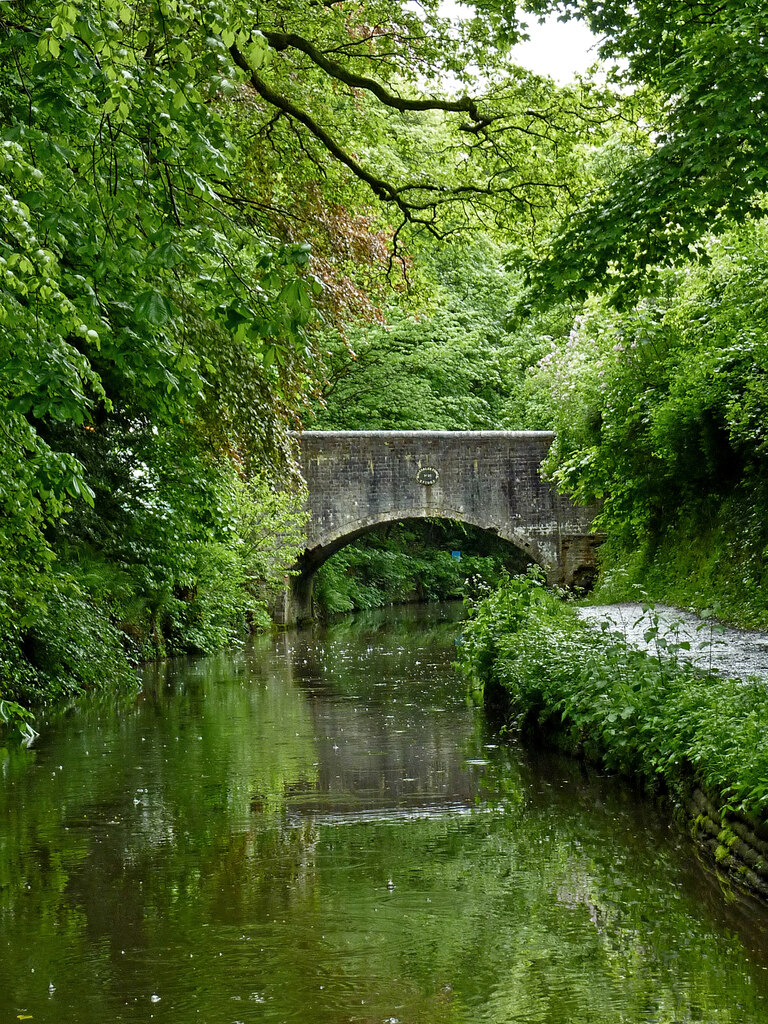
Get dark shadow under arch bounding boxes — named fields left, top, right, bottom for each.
left=299, top=507, right=550, bottom=575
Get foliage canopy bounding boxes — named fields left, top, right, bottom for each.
left=526, top=0, right=768, bottom=302
left=5, top=0, right=768, bottom=723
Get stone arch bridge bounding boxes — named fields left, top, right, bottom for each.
left=279, top=430, right=601, bottom=623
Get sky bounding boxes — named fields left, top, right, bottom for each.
left=510, top=13, right=599, bottom=82
left=438, top=2, right=600, bottom=84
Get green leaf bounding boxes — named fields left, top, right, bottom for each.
left=135, top=289, right=174, bottom=325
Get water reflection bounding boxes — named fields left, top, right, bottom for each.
left=1, top=603, right=768, bottom=1022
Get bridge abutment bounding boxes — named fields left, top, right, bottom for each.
left=271, top=573, right=315, bottom=626
left=289, top=572, right=315, bottom=625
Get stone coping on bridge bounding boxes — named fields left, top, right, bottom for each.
left=295, top=429, right=556, bottom=439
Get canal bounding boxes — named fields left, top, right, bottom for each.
left=3, top=602, right=768, bottom=1022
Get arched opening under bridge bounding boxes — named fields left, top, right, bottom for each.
left=300, top=515, right=537, bottom=619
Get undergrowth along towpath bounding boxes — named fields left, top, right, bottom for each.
left=457, top=571, right=768, bottom=895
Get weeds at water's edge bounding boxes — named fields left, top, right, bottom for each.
left=456, top=569, right=768, bottom=896
left=0, top=699, right=37, bottom=747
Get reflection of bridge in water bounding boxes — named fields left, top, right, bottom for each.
left=273, top=614, right=500, bottom=821
left=279, top=430, right=601, bottom=623
left=284, top=804, right=479, bottom=827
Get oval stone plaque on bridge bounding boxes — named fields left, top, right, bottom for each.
left=416, top=466, right=439, bottom=485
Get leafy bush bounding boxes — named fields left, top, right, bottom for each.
left=0, top=469, right=307, bottom=736
left=0, top=579, right=137, bottom=710
left=459, top=572, right=768, bottom=820
left=530, top=221, right=768, bottom=628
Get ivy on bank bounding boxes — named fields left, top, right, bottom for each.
left=458, top=571, right=768, bottom=822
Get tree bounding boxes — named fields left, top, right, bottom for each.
left=0, top=0, right=629, bottom=707
left=0, top=0, right=320, bottom=700
left=230, top=1, right=611, bottom=245
left=524, top=0, right=768, bottom=301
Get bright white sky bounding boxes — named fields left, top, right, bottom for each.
left=439, top=2, right=600, bottom=84
left=511, top=14, right=599, bottom=82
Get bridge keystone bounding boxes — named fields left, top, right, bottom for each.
left=278, top=430, right=601, bottom=624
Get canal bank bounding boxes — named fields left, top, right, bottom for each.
left=458, top=574, right=768, bottom=903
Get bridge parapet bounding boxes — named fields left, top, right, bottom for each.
left=278, top=430, right=601, bottom=623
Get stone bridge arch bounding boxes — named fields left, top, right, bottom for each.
left=299, top=505, right=554, bottom=572
left=279, top=430, right=601, bottom=623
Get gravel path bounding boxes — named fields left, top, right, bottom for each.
left=576, top=603, right=768, bottom=682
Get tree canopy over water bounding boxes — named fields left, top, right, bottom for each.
left=2, top=0, right=768, bottom=717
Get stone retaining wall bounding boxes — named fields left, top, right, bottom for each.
left=688, top=787, right=768, bottom=899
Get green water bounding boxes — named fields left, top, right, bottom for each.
left=3, top=603, right=768, bottom=1023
